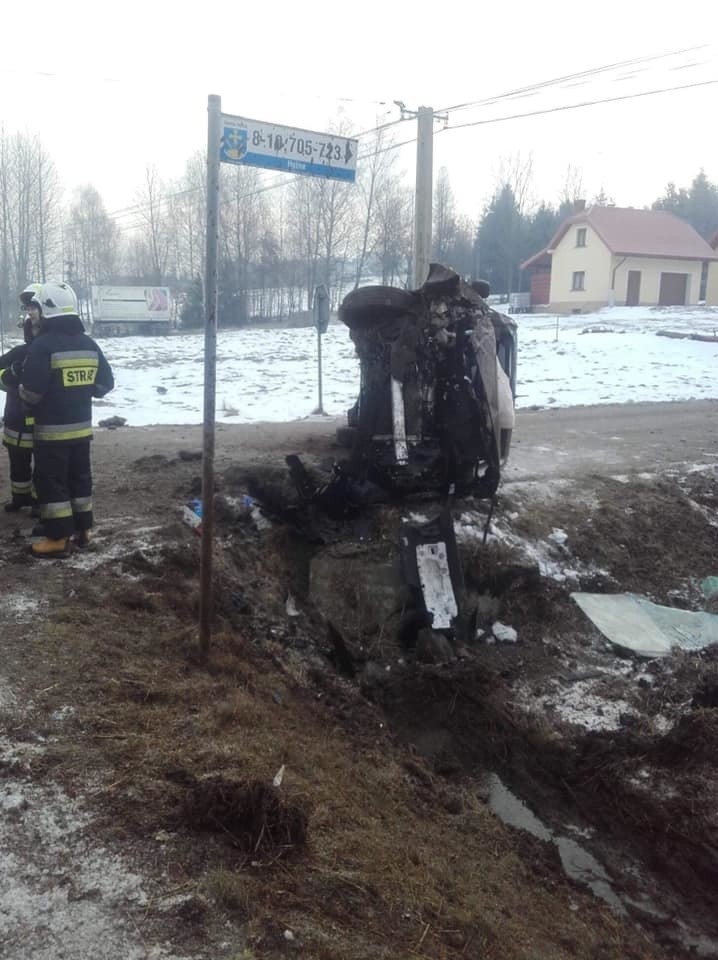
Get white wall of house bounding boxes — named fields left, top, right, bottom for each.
left=706, top=262, right=718, bottom=306
left=548, top=223, right=612, bottom=312
left=611, top=257, right=702, bottom=306
left=546, top=221, right=711, bottom=311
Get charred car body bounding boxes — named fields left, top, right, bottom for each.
left=339, top=264, right=516, bottom=500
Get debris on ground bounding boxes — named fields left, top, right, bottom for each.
left=98, top=415, right=127, bottom=429
left=572, top=591, right=718, bottom=657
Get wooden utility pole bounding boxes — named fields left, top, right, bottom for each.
left=395, top=102, right=446, bottom=289
left=413, top=106, right=434, bottom=289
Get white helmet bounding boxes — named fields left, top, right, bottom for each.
left=36, top=281, right=79, bottom=319
left=19, top=282, right=43, bottom=308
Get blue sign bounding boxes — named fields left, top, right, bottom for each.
left=221, top=115, right=357, bottom=183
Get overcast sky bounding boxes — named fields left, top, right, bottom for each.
left=2, top=0, right=717, bottom=224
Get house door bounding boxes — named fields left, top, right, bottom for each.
left=659, top=273, right=688, bottom=306
left=626, top=271, right=641, bottom=306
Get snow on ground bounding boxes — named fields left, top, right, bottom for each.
left=0, top=594, right=46, bottom=624
left=0, top=672, right=202, bottom=960
left=7, top=304, right=707, bottom=427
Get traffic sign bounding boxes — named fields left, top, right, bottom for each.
left=221, top=115, right=357, bottom=183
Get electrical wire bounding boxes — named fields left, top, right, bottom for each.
left=105, top=52, right=716, bottom=232
left=436, top=43, right=710, bottom=115
left=440, top=77, right=718, bottom=133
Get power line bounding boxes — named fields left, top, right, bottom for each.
left=103, top=47, right=712, bottom=226
left=107, top=70, right=717, bottom=234
left=435, top=43, right=710, bottom=115
left=440, top=77, right=718, bottom=133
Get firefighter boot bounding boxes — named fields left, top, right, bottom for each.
left=72, top=529, right=91, bottom=550
left=31, top=537, right=70, bottom=559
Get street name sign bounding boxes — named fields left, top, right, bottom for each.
left=220, top=114, right=357, bottom=182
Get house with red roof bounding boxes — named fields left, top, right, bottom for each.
left=521, top=206, right=718, bottom=312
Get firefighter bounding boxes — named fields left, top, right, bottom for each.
left=0, top=284, right=43, bottom=513
left=19, top=281, right=114, bottom=558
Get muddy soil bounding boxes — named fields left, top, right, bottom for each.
left=1, top=403, right=717, bottom=959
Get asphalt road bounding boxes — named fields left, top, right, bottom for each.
left=504, top=399, right=718, bottom=481
left=91, top=399, right=718, bottom=482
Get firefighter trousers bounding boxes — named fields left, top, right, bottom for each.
left=4, top=443, right=34, bottom=505
left=34, top=441, right=93, bottom=540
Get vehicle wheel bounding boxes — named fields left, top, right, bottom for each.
left=471, top=279, right=491, bottom=299
left=339, top=286, right=415, bottom=329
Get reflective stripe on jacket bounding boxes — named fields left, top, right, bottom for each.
left=20, top=316, right=114, bottom=444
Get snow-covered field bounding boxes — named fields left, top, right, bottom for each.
left=23, top=304, right=718, bottom=426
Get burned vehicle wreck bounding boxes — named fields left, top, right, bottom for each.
left=271, top=265, right=519, bottom=665
left=284, top=264, right=516, bottom=522
left=339, top=263, right=516, bottom=500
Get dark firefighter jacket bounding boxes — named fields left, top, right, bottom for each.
left=0, top=343, right=34, bottom=449
left=19, top=315, right=114, bottom=443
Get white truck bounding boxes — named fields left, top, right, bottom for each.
left=90, top=285, right=172, bottom=336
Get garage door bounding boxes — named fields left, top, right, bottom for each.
left=658, top=273, right=688, bottom=306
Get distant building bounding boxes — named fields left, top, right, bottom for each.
left=521, top=206, right=718, bottom=312
left=709, top=232, right=718, bottom=306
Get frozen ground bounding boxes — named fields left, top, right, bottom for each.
left=5, top=304, right=718, bottom=426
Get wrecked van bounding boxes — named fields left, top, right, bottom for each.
left=338, top=264, right=517, bottom=499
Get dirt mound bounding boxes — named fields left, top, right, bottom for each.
left=180, top=776, right=308, bottom=857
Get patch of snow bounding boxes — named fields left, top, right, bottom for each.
left=634, top=671, right=655, bottom=685
left=0, top=775, right=199, bottom=959
left=653, top=714, right=674, bottom=734
left=0, top=680, right=17, bottom=711
left=50, top=705, right=76, bottom=724
left=514, top=678, right=638, bottom=732
left=492, top=622, right=518, bottom=643
left=0, top=594, right=45, bottom=624
left=0, top=737, right=45, bottom=768
left=455, top=509, right=607, bottom=586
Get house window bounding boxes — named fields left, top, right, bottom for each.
left=576, top=228, right=587, bottom=247
left=571, top=271, right=585, bottom=291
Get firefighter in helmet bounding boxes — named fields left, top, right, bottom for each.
left=0, top=284, right=43, bottom=513
left=19, top=281, right=114, bottom=558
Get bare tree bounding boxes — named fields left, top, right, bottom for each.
left=66, top=185, right=119, bottom=288
left=0, top=130, right=62, bottom=326
left=353, top=124, right=396, bottom=287
left=168, top=151, right=206, bottom=281
left=374, top=174, right=413, bottom=286
left=559, top=163, right=585, bottom=211
left=433, top=166, right=457, bottom=261
left=134, top=165, right=171, bottom=281
left=219, top=164, right=269, bottom=323
left=496, top=152, right=535, bottom=214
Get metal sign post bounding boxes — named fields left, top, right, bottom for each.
left=312, top=284, right=330, bottom=416
left=199, top=104, right=357, bottom=658
left=199, top=94, right=221, bottom=661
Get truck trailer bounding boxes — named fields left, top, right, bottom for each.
left=90, top=285, right=172, bottom=336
